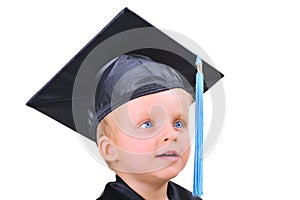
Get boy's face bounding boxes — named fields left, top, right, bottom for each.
left=101, top=89, right=192, bottom=180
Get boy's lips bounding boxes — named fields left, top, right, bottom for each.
left=155, top=150, right=179, bottom=161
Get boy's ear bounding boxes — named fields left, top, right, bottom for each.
left=97, top=136, right=118, bottom=162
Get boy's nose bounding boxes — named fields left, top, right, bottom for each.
left=162, top=123, right=178, bottom=142
left=163, top=134, right=178, bottom=142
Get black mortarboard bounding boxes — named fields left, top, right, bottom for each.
left=26, top=7, right=223, bottom=197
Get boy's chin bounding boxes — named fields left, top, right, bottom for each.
left=151, top=162, right=184, bottom=181
left=113, top=158, right=186, bottom=181
left=115, top=163, right=184, bottom=184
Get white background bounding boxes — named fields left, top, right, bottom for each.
left=1, top=0, right=300, bottom=199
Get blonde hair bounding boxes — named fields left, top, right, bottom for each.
left=96, top=115, right=114, bottom=142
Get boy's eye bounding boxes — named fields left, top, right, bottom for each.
left=140, top=121, right=153, bottom=128
left=174, top=121, right=183, bottom=128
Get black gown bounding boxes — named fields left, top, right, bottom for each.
left=97, top=176, right=202, bottom=200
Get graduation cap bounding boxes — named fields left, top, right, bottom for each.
left=26, top=7, right=223, bottom=197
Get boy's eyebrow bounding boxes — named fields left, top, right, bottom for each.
left=130, top=113, right=150, bottom=125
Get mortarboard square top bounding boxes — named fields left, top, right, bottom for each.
left=26, top=7, right=223, bottom=143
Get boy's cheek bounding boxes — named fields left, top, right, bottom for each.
left=112, top=149, right=160, bottom=173
left=113, top=135, right=157, bottom=154
left=178, top=131, right=192, bottom=151
left=180, top=145, right=191, bottom=162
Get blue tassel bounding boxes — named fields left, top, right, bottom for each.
left=193, top=56, right=204, bottom=197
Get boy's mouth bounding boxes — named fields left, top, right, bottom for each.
left=155, top=150, right=179, bottom=160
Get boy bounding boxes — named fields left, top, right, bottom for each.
left=95, top=54, right=196, bottom=199
left=26, top=8, right=223, bottom=200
